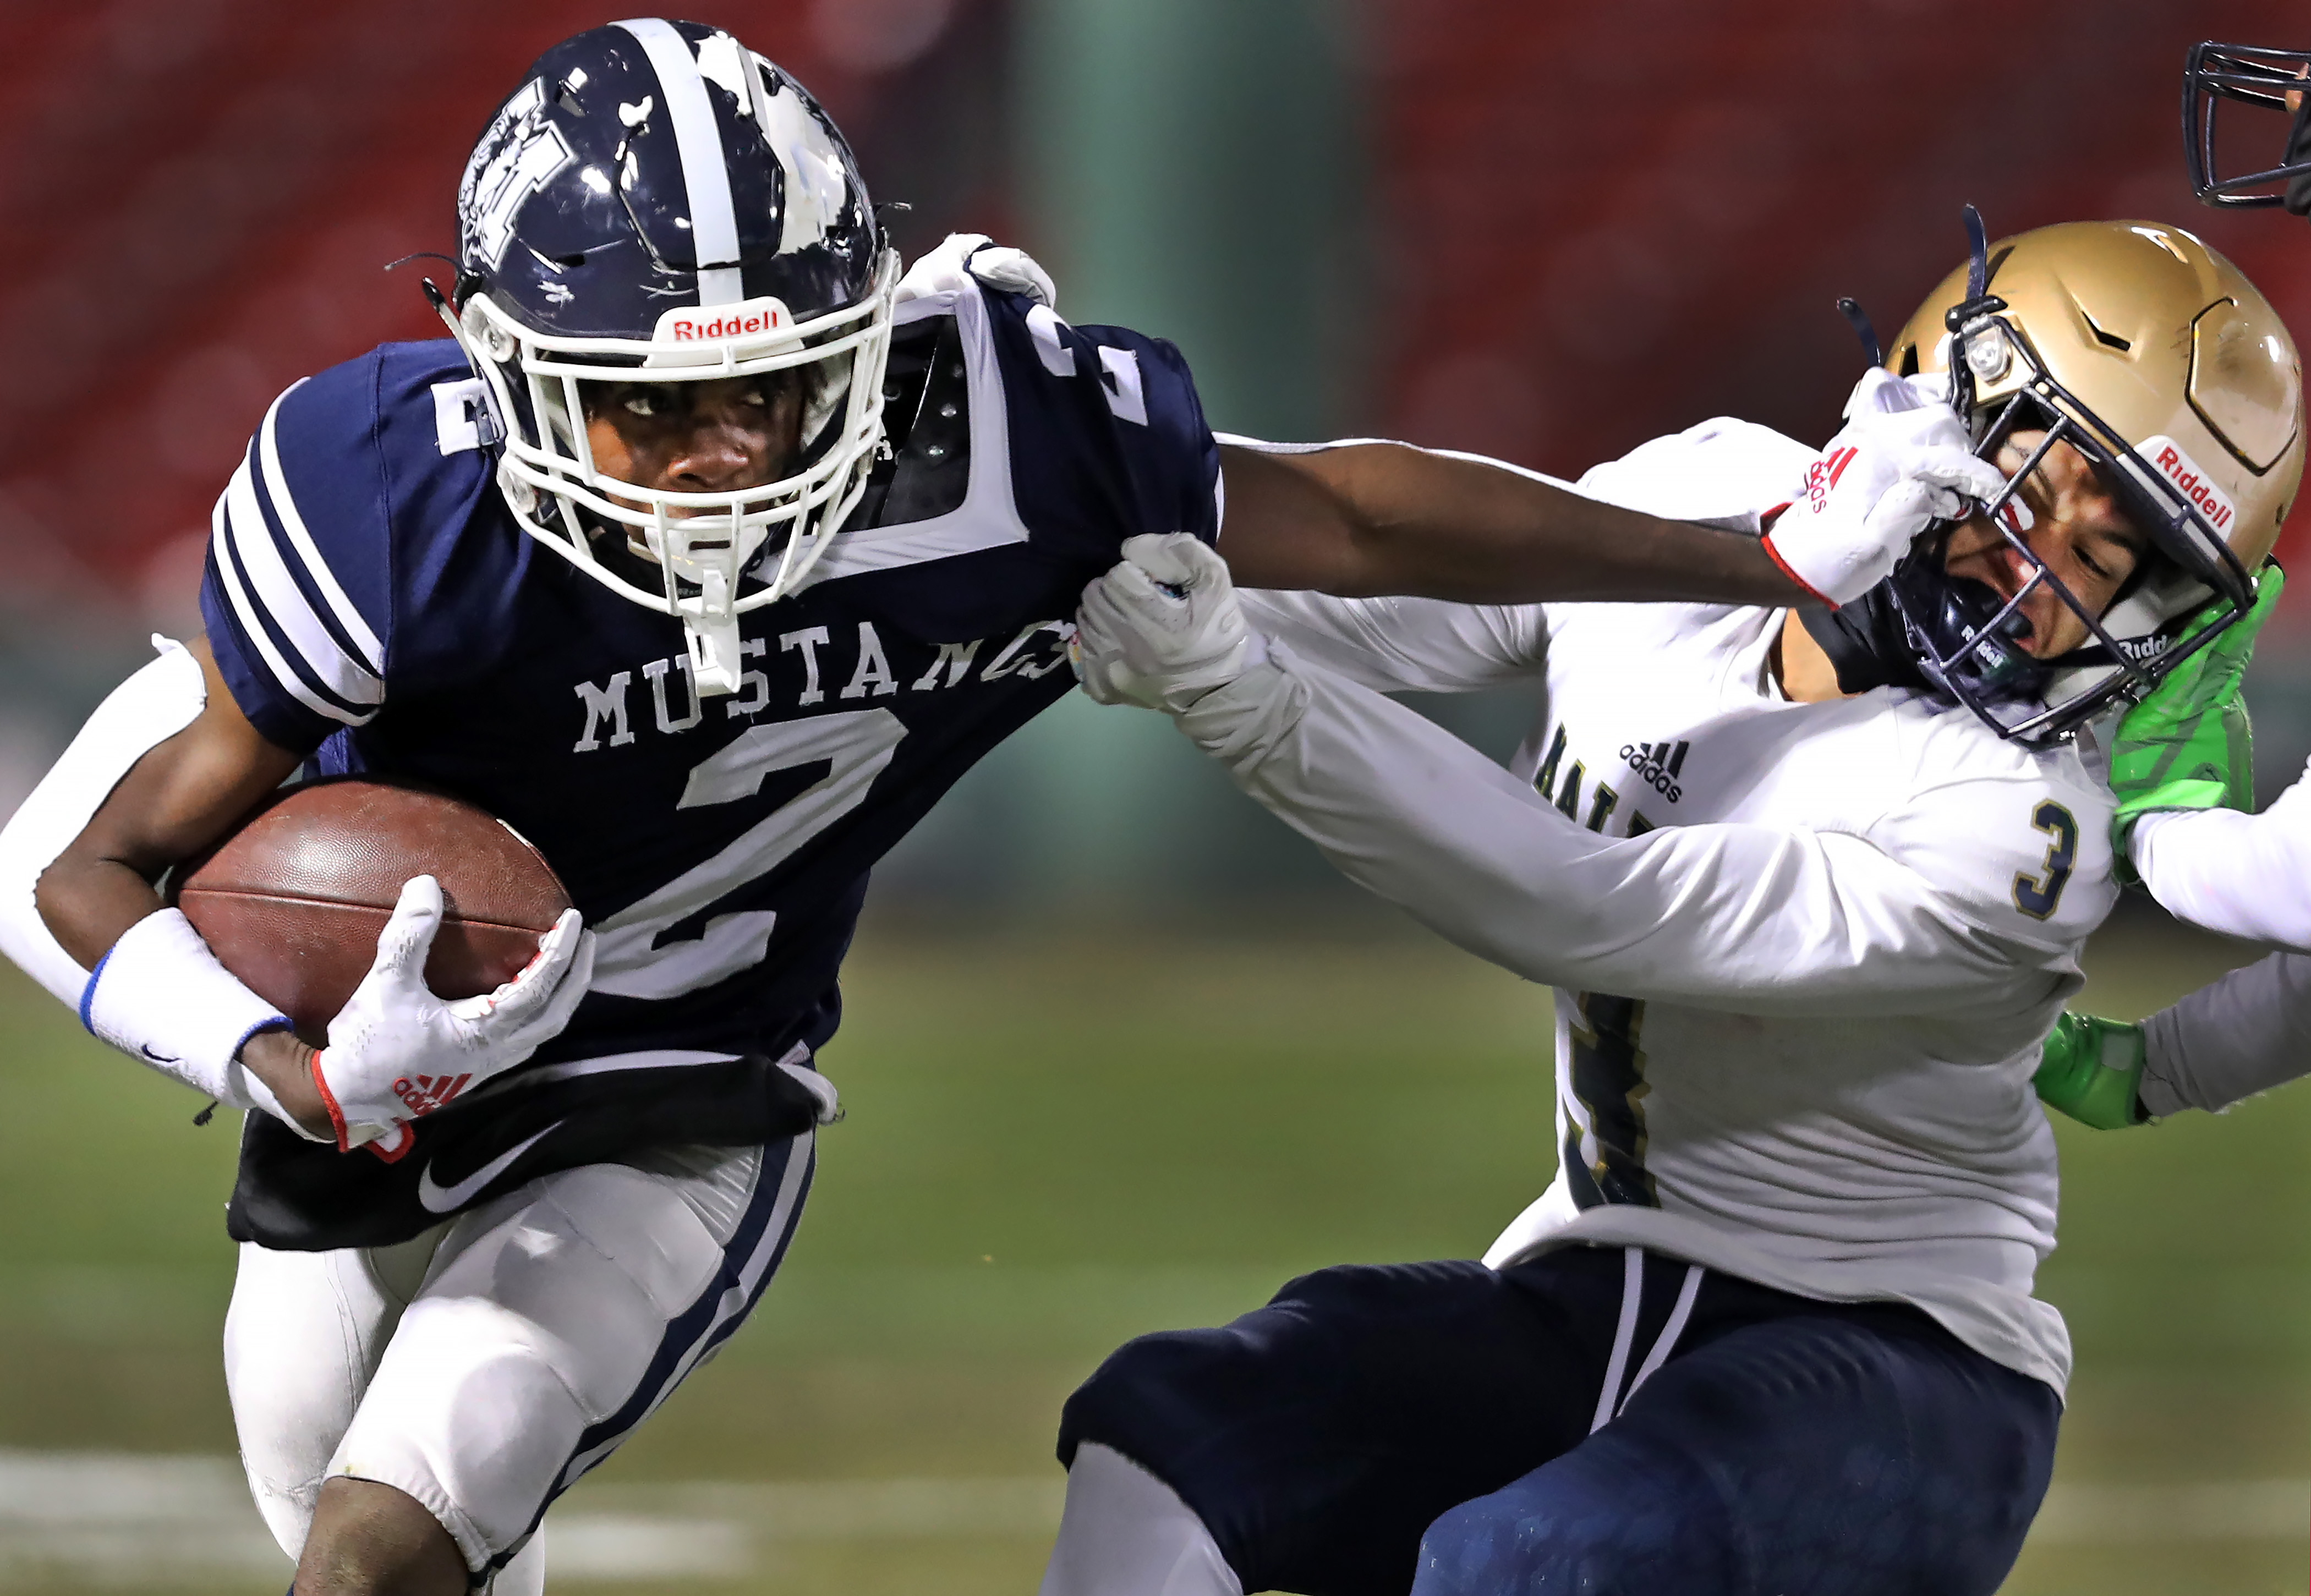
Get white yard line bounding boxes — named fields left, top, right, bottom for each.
left=0, top=1451, right=1064, bottom=1585
left=0, top=1450, right=2295, bottom=1586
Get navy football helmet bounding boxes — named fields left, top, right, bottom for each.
left=442, top=19, right=897, bottom=691
left=2184, top=41, right=2311, bottom=213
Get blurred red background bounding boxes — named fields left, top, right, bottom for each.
left=3, top=0, right=2308, bottom=632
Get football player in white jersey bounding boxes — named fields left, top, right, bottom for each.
left=1044, top=216, right=2303, bottom=1596
left=0, top=21, right=1990, bottom=1596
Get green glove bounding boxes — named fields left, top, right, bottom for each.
left=2034, top=1012, right=2150, bottom=1129
left=2106, top=562, right=2283, bottom=884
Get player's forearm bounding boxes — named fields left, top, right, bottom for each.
left=0, top=644, right=215, bottom=1007
left=2140, top=952, right=2311, bottom=1115
left=25, top=639, right=303, bottom=973
left=32, top=851, right=166, bottom=971
left=1176, top=647, right=2002, bottom=1014
left=1218, top=442, right=1807, bottom=606
left=239, top=1029, right=332, bottom=1138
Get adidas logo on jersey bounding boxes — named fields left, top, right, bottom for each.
left=1619, top=740, right=1689, bottom=803
left=392, top=1073, right=474, bottom=1116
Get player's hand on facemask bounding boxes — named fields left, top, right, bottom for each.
left=2107, top=562, right=2282, bottom=880
left=2033, top=1011, right=2151, bottom=1129
left=1074, top=533, right=1254, bottom=714
left=1762, top=368, right=2010, bottom=607
left=311, top=875, right=594, bottom=1152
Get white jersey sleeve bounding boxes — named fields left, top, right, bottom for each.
left=2130, top=771, right=2311, bottom=950
left=1237, top=589, right=1547, bottom=694
left=1175, top=643, right=2109, bottom=1018
left=1573, top=417, right=1815, bottom=529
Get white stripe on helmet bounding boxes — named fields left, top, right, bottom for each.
left=616, top=18, right=746, bottom=306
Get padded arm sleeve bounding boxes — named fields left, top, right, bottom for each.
left=0, top=639, right=206, bottom=1006
left=0, top=639, right=308, bottom=1123
left=1175, top=644, right=2069, bottom=1018
left=2142, top=952, right=2311, bottom=1115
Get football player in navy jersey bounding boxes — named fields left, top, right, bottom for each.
left=0, top=20, right=1997, bottom=1596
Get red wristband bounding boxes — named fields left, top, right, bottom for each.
left=306, top=1048, right=354, bottom=1152
left=1758, top=528, right=1835, bottom=608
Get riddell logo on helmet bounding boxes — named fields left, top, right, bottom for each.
left=654, top=296, right=795, bottom=344
left=2139, top=435, right=2236, bottom=531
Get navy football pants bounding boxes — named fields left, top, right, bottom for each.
left=1058, top=1247, right=2059, bottom=1596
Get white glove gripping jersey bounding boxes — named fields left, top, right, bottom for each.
left=1229, top=419, right=2116, bottom=1394
left=196, top=247, right=1220, bottom=1249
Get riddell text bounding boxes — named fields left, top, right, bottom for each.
left=2154, top=445, right=2235, bottom=529
left=667, top=309, right=786, bottom=342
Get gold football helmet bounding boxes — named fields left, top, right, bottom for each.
left=1874, top=213, right=2302, bottom=743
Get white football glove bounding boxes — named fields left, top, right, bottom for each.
left=1074, top=534, right=1255, bottom=714
left=311, top=876, right=594, bottom=1152
left=894, top=232, right=1058, bottom=310
left=1760, top=368, right=2012, bottom=606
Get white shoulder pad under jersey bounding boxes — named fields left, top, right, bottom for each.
left=1573, top=416, right=1816, bottom=530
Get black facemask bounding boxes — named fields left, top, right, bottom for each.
left=1797, top=546, right=2054, bottom=707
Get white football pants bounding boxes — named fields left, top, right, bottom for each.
left=223, top=1134, right=812, bottom=1589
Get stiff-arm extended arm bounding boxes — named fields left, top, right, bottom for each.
left=1169, top=643, right=2069, bottom=1018
left=1214, top=441, right=1806, bottom=606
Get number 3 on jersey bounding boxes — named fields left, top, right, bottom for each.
left=590, top=710, right=907, bottom=999
left=2012, top=799, right=2077, bottom=921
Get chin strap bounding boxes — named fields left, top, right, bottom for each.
left=1798, top=586, right=1931, bottom=695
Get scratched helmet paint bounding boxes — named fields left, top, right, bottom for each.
left=443, top=19, right=896, bottom=692
left=1873, top=216, right=2302, bottom=744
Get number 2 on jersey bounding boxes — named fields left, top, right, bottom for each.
left=2012, top=799, right=2077, bottom=921
left=590, top=710, right=908, bottom=1000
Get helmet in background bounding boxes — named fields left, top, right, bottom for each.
left=2184, top=41, right=2311, bottom=213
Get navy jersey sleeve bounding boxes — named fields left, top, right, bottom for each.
left=198, top=341, right=519, bottom=753
left=978, top=287, right=1222, bottom=563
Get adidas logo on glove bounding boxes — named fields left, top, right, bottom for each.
left=392, top=1073, right=474, bottom=1116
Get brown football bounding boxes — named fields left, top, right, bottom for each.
left=173, top=779, right=572, bottom=1046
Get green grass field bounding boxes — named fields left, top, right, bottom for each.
left=0, top=911, right=2305, bottom=1594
